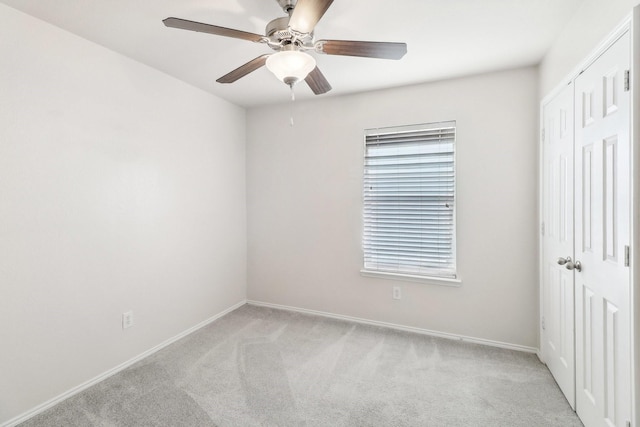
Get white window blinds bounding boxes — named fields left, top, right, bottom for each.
left=363, top=121, right=456, bottom=278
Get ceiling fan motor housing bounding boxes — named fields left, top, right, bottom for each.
left=266, top=17, right=290, bottom=39
left=266, top=16, right=313, bottom=50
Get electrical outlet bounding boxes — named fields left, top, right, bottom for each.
left=393, top=286, right=401, bottom=300
left=122, top=311, right=134, bottom=329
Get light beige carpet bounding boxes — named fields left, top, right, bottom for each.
left=21, top=304, right=583, bottom=426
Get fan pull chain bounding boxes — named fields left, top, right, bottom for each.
left=290, top=84, right=295, bottom=127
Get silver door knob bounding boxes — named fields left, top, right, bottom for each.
left=557, top=256, right=572, bottom=265
left=565, top=260, right=582, bottom=272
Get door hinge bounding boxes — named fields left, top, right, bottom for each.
left=541, top=222, right=545, bottom=236
left=541, top=128, right=546, bottom=142
left=625, top=245, right=630, bottom=267
left=624, top=70, right=630, bottom=92
left=541, top=316, right=546, bottom=331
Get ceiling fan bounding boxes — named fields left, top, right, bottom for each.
left=163, top=0, right=407, bottom=95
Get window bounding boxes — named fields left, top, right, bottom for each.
left=362, top=121, right=457, bottom=280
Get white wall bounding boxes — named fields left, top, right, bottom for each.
left=540, top=0, right=638, bottom=96
left=0, top=4, right=246, bottom=424
left=246, top=67, right=539, bottom=349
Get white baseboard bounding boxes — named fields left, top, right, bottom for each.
left=1, top=300, right=247, bottom=427
left=247, top=300, right=539, bottom=354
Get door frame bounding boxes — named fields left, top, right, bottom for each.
left=631, top=8, right=640, bottom=427
left=539, top=10, right=639, bottom=426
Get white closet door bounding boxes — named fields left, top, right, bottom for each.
left=574, top=31, right=632, bottom=427
left=541, top=82, right=576, bottom=408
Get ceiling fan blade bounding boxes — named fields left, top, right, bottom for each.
left=288, top=0, right=334, bottom=34
left=163, top=17, right=265, bottom=43
left=317, top=40, right=407, bottom=60
left=216, top=55, right=271, bottom=84
left=305, top=67, right=332, bottom=95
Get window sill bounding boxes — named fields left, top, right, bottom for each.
left=360, top=269, right=462, bottom=287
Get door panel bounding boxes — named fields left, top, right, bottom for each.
left=542, top=81, right=575, bottom=408
left=574, top=31, right=631, bottom=427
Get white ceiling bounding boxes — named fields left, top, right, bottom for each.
left=1, top=0, right=583, bottom=107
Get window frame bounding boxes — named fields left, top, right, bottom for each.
left=360, top=121, right=460, bottom=286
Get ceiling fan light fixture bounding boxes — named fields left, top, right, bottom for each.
left=266, top=50, right=316, bottom=86
left=165, top=0, right=407, bottom=96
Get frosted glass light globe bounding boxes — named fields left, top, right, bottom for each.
left=266, top=50, right=316, bottom=86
